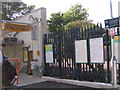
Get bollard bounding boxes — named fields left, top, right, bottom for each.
left=112, top=56, right=117, bottom=88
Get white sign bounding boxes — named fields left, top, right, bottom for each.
left=45, top=44, right=54, bottom=63
left=90, top=38, right=104, bottom=63
left=75, top=40, right=88, bottom=63
left=114, top=36, right=120, bottom=63
left=109, top=28, right=115, bottom=36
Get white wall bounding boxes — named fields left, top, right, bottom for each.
left=2, top=7, right=48, bottom=69
left=13, top=8, right=47, bottom=67
left=3, top=44, right=23, bottom=59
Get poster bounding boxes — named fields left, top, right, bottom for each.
left=23, top=50, right=28, bottom=63
left=114, top=36, right=120, bottom=63
left=45, top=44, right=53, bottom=63
left=90, top=37, right=104, bottom=63
left=75, top=40, right=88, bottom=63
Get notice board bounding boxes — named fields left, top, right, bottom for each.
left=114, top=36, right=120, bottom=63
left=90, top=38, right=104, bottom=63
left=75, top=40, right=88, bottom=63
left=45, top=44, right=54, bottom=63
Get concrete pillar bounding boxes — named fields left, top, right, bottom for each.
left=32, top=8, right=47, bottom=77
left=39, top=8, right=47, bottom=74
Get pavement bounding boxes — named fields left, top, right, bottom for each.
left=18, top=81, right=105, bottom=89
left=13, top=73, right=47, bottom=87
left=2, top=73, right=120, bottom=89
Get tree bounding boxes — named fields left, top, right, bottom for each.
left=65, top=20, right=92, bottom=29
left=47, top=12, right=65, bottom=32
left=48, top=4, right=90, bottom=32
left=63, top=4, right=89, bottom=24
left=2, top=2, right=35, bottom=20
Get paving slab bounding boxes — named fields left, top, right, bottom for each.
left=3, top=73, right=120, bottom=89
left=19, top=81, right=105, bottom=89
left=13, top=73, right=47, bottom=87
left=42, top=76, right=120, bottom=89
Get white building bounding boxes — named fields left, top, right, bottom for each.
left=1, top=7, right=48, bottom=76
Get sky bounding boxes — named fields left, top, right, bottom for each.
left=22, top=0, right=120, bottom=26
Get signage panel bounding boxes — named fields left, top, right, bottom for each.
left=2, top=22, right=32, bottom=32
left=23, top=50, right=28, bottom=63
left=105, top=17, right=119, bottom=28
left=75, top=40, right=88, bottom=63
left=109, top=28, right=115, bottom=36
left=45, top=44, right=54, bottom=63
left=90, top=38, right=104, bottom=63
left=114, top=36, right=120, bottom=63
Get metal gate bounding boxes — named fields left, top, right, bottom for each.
left=44, top=24, right=120, bottom=84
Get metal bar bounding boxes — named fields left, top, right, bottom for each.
left=110, top=0, right=113, bottom=18
left=119, top=64, right=120, bottom=84
left=117, top=28, right=119, bottom=35
left=106, top=29, right=111, bottom=83
left=58, top=31, right=62, bottom=78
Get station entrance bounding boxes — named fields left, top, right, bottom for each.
left=2, top=21, right=33, bottom=75
left=44, top=24, right=120, bottom=84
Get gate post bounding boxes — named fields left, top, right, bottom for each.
left=106, top=29, right=111, bottom=83
left=112, top=56, right=117, bottom=88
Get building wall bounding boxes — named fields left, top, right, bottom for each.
left=14, top=8, right=47, bottom=68
left=2, top=7, right=48, bottom=75
left=3, top=44, right=23, bottom=59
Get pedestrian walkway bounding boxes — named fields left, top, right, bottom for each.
left=5, top=73, right=120, bottom=89
left=13, top=73, right=47, bottom=87
left=42, top=76, right=119, bottom=89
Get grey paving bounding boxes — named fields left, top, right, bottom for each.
left=2, top=73, right=120, bottom=90
left=18, top=81, right=105, bottom=89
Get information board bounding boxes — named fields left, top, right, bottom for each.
left=23, top=49, right=28, bottom=63
left=90, top=38, right=104, bottom=63
left=105, top=17, right=119, bottom=28
left=45, top=44, right=54, bottom=63
left=114, top=36, right=120, bottom=63
left=75, top=40, right=88, bottom=63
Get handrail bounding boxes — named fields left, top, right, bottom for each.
left=8, top=58, right=22, bottom=84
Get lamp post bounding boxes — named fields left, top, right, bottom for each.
left=110, top=0, right=113, bottom=18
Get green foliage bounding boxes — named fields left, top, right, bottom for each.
left=47, top=12, right=65, bottom=32
left=2, top=2, right=35, bottom=20
left=63, top=4, right=89, bottom=23
left=65, top=20, right=92, bottom=30
left=48, top=4, right=90, bottom=32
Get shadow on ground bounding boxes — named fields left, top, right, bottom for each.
left=3, top=81, right=106, bottom=90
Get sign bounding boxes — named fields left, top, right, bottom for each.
left=23, top=50, right=28, bottom=63
left=90, top=38, right=104, bottom=63
left=2, top=22, right=32, bottom=32
left=45, top=44, right=53, bottom=63
left=75, top=40, right=88, bottom=63
left=109, top=28, right=115, bottom=36
left=114, top=36, right=120, bottom=63
left=105, top=17, right=119, bottom=28
left=114, top=36, right=120, bottom=43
